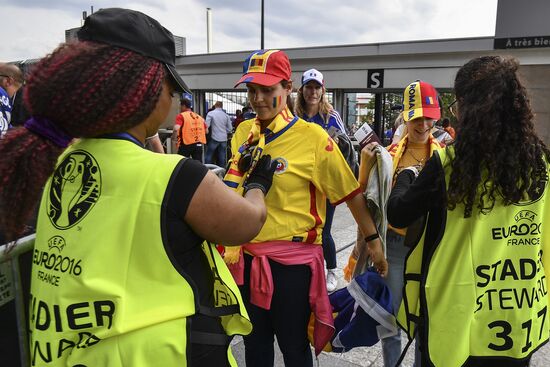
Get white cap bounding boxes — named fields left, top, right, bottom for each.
left=301, top=68, right=324, bottom=87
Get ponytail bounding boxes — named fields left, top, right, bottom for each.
left=0, top=41, right=165, bottom=241
left=0, top=127, right=65, bottom=241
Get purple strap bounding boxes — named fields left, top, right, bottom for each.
left=24, top=117, right=73, bottom=148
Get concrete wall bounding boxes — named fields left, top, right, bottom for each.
left=521, top=65, right=550, bottom=145
left=162, top=63, right=550, bottom=144
left=170, top=36, right=550, bottom=143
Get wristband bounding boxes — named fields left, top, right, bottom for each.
left=244, top=182, right=267, bottom=195
left=364, top=233, right=379, bottom=242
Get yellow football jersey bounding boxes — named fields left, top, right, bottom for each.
left=230, top=117, right=360, bottom=244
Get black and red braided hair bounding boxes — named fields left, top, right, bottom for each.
left=0, top=41, right=166, bottom=242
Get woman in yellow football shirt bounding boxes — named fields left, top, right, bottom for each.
left=350, top=80, right=445, bottom=367
left=223, top=49, right=387, bottom=367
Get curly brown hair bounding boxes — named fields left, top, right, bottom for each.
left=447, top=56, right=550, bottom=217
left=0, top=41, right=165, bottom=242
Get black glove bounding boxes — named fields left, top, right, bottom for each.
left=244, top=154, right=278, bottom=195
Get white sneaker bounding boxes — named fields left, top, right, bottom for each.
left=326, top=269, right=338, bottom=293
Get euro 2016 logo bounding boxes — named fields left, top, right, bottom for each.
left=48, top=151, right=101, bottom=229
left=515, top=160, right=548, bottom=206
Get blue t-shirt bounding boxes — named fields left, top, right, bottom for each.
left=0, top=86, right=12, bottom=135
left=302, top=109, right=347, bottom=134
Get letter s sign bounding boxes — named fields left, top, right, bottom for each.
left=367, top=69, right=384, bottom=88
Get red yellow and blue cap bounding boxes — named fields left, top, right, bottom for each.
left=234, top=49, right=291, bottom=87
left=402, top=80, right=441, bottom=122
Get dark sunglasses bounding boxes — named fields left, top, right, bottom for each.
left=237, top=144, right=258, bottom=172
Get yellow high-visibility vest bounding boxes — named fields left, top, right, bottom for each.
left=29, top=138, right=251, bottom=366
left=399, top=147, right=550, bottom=366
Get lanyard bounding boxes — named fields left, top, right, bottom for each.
left=99, top=132, right=144, bottom=148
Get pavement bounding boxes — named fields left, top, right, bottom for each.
left=230, top=205, right=550, bottom=366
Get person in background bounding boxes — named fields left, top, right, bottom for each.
left=0, top=67, right=35, bottom=245
left=431, top=96, right=453, bottom=145
left=384, top=126, right=394, bottom=145
left=233, top=109, right=244, bottom=129
left=387, top=56, right=550, bottom=367
left=0, top=63, right=24, bottom=136
left=294, top=68, right=347, bottom=293
left=242, top=105, right=256, bottom=120
left=347, top=80, right=445, bottom=367
left=173, top=97, right=207, bottom=161
left=391, top=112, right=406, bottom=144
left=205, top=101, right=232, bottom=167
left=441, top=117, right=456, bottom=141
left=431, top=120, right=453, bottom=145
left=10, top=73, right=31, bottom=127
left=0, top=8, right=277, bottom=366
left=224, top=49, right=387, bottom=367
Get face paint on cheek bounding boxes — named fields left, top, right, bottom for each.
left=272, top=95, right=282, bottom=109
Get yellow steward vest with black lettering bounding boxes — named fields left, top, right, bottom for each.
left=398, top=147, right=550, bottom=367
left=29, top=138, right=251, bottom=367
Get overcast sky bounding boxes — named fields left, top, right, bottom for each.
left=2, top=0, right=498, bottom=61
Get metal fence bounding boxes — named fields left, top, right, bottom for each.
left=1, top=234, right=35, bottom=367
left=158, top=128, right=174, bottom=154
left=204, top=91, right=248, bottom=118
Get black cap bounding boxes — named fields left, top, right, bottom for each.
left=77, top=8, right=189, bottom=93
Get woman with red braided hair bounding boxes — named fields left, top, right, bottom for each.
left=0, top=8, right=277, bottom=367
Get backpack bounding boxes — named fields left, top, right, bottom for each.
left=332, top=131, right=359, bottom=177
left=324, top=111, right=359, bottom=177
